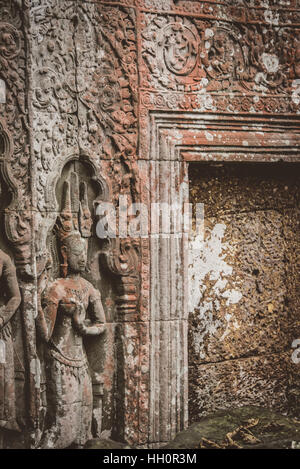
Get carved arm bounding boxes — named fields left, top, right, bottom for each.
left=36, top=291, right=59, bottom=343
left=0, top=256, right=21, bottom=329
left=73, top=288, right=106, bottom=336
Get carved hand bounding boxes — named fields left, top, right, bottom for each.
left=73, top=308, right=105, bottom=336
left=72, top=306, right=86, bottom=334
left=93, top=323, right=106, bottom=335
left=59, top=300, right=79, bottom=317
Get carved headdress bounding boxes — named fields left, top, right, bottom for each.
left=56, top=171, right=92, bottom=241
left=55, top=171, right=92, bottom=276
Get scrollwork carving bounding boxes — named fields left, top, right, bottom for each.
left=78, top=3, right=139, bottom=188
left=141, top=13, right=299, bottom=97
left=202, top=24, right=246, bottom=89
left=141, top=14, right=203, bottom=91
left=31, top=2, right=139, bottom=214
left=0, top=0, right=29, bottom=203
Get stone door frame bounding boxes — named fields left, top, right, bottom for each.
left=144, top=111, right=300, bottom=446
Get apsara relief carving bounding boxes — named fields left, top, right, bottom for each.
left=0, top=249, right=21, bottom=447
left=36, top=172, right=106, bottom=449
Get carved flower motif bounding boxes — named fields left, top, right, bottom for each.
left=241, top=97, right=253, bottom=111
left=264, top=98, right=278, bottom=113
left=0, top=23, right=20, bottom=59
left=228, top=97, right=241, bottom=112
left=154, top=94, right=166, bottom=108
left=141, top=91, right=153, bottom=107
left=254, top=98, right=265, bottom=112
left=99, top=85, right=120, bottom=112
left=216, top=96, right=229, bottom=112
left=167, top=94, right=179, bottom=109
left=111, top=110, right=135, bottom=129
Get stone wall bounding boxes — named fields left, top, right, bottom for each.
left=0, top=0, right=299, bottom=449
left=189, top=163, right=300, bottom=420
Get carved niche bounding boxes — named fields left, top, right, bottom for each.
left=0, top=119, right=24, bottom=449
left=34, top=155, right=140, bottom=448
left=36, top=169, right=106, bottom=449
left=0, top=245, right=21, bottom=447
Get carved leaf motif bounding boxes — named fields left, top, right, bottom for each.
left=142, top=13, right=298, bottom=96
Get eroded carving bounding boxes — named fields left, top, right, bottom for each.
left=101, top=237, right=140, bottom=320
left=0, top=23, right=20, bottom=60
left=36, top=172, right=106, bottom=449
left=141, top=15, right=203, bottom=91
left=0, top=0, right=299, bottom=451
left=141, top=13, right=299, bottom=97
left=202, top=24, right=246, bottom=89
left=0, top=249, right=21, bottom=447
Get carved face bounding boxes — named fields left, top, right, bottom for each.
left=63, top=236, right=87, bottom=274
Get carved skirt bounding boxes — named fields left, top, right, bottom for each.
left=0, top=323, right=17, bottom=431
left=40, top=349, right=93, bottom=449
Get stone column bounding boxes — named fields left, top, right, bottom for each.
left=146, top=129, right=189, bottom=447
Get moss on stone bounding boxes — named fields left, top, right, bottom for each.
left=165, top=406, right=300, bottom=449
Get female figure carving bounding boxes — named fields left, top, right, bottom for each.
left=0, top=250, right=21, bottom=448
left=36, top=173, right=106, bottom=449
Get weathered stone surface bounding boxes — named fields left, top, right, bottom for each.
left=85, top=438, right=131, bottom=450
left=0, top=0, right=299, bottom=450
left=189, top=353, right=291, bottom=421
left=36, top=172, right=106, bottom=449
left=165, top=406, right=300, bottom=449
left=0, top=249, right=21, bottom=447
left=189, top=163, right=300, bottom=422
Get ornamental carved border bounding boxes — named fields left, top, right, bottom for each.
left=141, top=15, right=299, bottom=95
